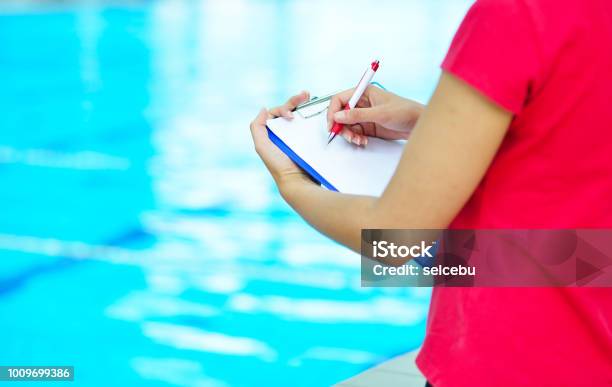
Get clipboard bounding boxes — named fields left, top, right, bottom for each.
left=267, top=92, right=340, bottom=191
left=266, top=87, right=405, bottom=197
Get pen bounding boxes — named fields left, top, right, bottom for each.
left=328, top=60, right=380, bottom=144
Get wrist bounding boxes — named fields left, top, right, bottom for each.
left=399, top=100, right=426, bottom=132
left=277, top=172, right=312, bottom=201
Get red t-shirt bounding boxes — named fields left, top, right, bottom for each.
left=416, top=0, right=612, bottom=385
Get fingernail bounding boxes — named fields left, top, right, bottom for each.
left=354, top=137, right=361, bottom=146
left=363, top=137, right=368, bottom=146
left=286, top=111, right=294, bottom=118
left=334, top=111, right=346, bottom=121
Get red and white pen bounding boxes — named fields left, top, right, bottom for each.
left=328, top=59, right=380, bottom=144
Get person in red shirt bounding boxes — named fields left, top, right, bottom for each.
left=250, top=0, right=612, bottom=385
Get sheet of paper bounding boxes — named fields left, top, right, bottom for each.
left=266, top=107, right=405, bottom=197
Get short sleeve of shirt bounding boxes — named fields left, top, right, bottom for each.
left=442, top=0, right=539, bottom=114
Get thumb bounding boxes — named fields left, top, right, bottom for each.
left=333, top=107, right=381, bottom=125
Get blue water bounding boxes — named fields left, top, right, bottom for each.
left=0, top=1, right=470, bottom=386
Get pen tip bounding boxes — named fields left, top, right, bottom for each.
left=328, top=136, right=339, bottom=145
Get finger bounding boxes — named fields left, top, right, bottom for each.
left=351, top=123, right=365, bottom=136
left=269, top=103, right=292, bottom=119
left=268, top=105, right=283, bottom=118
left=340, top=127, right=368, bottom=146
left=287, top=90, right=310, bottom=109
left=269, top=91, right=310, bottom=119
left=250, top=108, right=270, bottom=149
left=355, top=134, right=368, bottom=146
left=327, top=88, right=355, bottom=130
left=352, top=124, right=368, bottom=146
left=279, top=105, right=295, bottom=119
left=341, top=127, right=355, bottom=144
left=334, top=106, right=383, bottom=125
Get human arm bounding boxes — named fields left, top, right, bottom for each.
left=250, top=72, right=513, bottom=255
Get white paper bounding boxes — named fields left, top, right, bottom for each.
left=266, top=108, right=405, bottom=197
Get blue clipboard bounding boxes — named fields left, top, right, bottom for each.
left=266, top=92, right=340, bottom=192
left=265, top=84, right=388, bottom=193
left=266, top=128, right=338, bottom=192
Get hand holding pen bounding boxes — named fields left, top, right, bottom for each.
left=327, top=60, right=380, bottom=145
left=327, top=63, right=425, bottom=146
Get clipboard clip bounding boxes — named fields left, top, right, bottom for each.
left=293, top=91, right=338, bottom=119
left=291, top=83, right=385, bottom=119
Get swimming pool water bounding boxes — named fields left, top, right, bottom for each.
left=0, top=1, right=471, bottom=386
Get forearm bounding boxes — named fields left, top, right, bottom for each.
left=279, top=175, right=377, bottom=253
left=257, top=73, right=513, bottom=259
